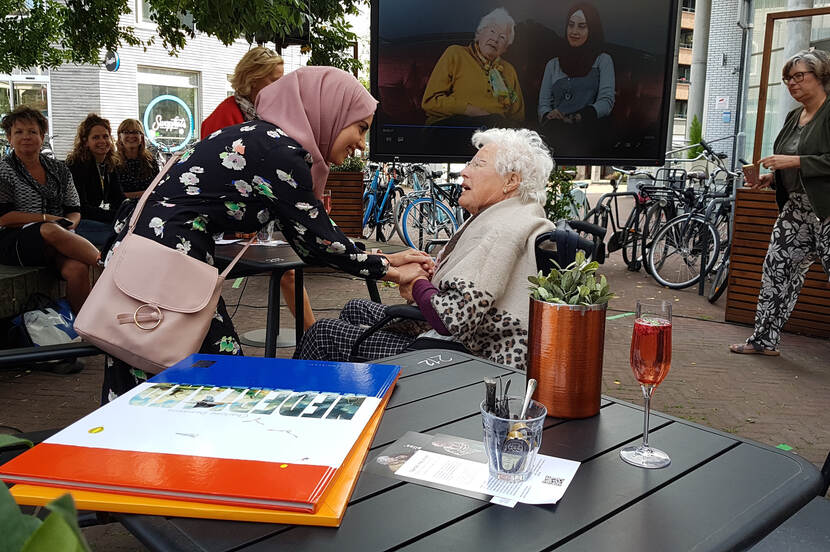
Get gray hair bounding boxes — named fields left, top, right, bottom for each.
left=476, top=8, right=516, bottom=45
left=471, top=128, right=553, bottom=204
left=783, top=48, right=830, bottom=91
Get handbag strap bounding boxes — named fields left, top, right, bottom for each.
left=123, top=152, right=257, bottom=279
left=128, top=153, right=183, bottom=233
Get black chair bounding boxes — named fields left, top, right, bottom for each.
left=347, top=224, right=599, bottom=361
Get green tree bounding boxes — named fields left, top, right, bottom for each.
left=687, top=115, right=704, bottom=159
left=0, top=0, right=363, bottom=74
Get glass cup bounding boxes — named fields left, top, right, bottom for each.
left=620, top=300, right=672, bottom=469
left=481, top=397, right=547, bottom=482
left=257, top=221, right=275, bottom=244
left=322, top=190, right=332, bottom=214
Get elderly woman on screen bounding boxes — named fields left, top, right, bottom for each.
left=421, top=8, right=525, bottom=126
left=295, top=128, right=556, bottom=369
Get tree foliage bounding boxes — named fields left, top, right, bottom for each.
left=687, top=115, right=704, bottom=159
left=0, top=0, right=364, bottom=74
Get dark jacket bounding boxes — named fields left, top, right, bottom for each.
left=773, top=99, right=830, bottom=219
left=66, top=157, right=124, bottom=223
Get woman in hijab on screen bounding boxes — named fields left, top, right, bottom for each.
left=537, top=2, right=615, bottom=155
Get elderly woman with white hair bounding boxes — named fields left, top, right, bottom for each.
left=421, top=7, right=525, bottom=125
left=294, top=128, right=555, bottom=369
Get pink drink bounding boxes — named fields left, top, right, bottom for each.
left=630, top=317, right=672, bottom=386
left=322, top=194, right=332, bottom=214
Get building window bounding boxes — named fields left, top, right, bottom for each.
left=0, top=77, right=50, bottom=124
left=136, top=0, right=193, bottom=29
left=679, top=29, right=694, bottom=49
left=675, top=99, right=688, bottom=119
left=681, top=0, right=696, bottom=12
left=677, top=65, right=691, bottom=83
left=137, top=67, right=200, bottom=150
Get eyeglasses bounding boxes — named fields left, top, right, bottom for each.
left=782, top=70, right=814, bottom=85
left=119, top=130, right=143, bottom=135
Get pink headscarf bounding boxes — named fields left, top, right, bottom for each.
left=255, top=66, right=377, bottom=198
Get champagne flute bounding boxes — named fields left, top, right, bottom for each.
left=620, top=300, right=672, bottom=469
left=322, top=190, right=333, bottom=214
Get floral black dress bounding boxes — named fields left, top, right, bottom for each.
left=102, top=121, right=388, bottom=399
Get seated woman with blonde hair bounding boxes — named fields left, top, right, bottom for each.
left=295, top=127, right=556, bottom=369
left=114, top=118, right=159, bottom=199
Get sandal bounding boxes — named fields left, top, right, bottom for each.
left=729, top=343, right=780, bottom=356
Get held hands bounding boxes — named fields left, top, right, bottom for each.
left=397, top=272, right=428, bottom=303
left=383, top=249, right=435, bottom=277
left=759, top=154, right=800, bottom=171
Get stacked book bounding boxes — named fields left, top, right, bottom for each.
left=0, top=354, right=400, bottom=526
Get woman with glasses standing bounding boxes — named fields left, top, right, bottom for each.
left=114, top=119, right=159, bottom=199
left=730, top=49, right=830, bottom=356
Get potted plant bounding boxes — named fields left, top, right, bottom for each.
left=326, top=155, right=367, bottom=237
left=527, top=251, right=615, bottom=418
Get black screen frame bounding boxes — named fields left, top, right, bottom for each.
left=369, top=0, right=680, bottom=166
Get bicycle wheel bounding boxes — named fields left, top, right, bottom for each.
left=401, top=198, right=459, bottom=251
left=361, top=195, right=375, bottom=239
left=376, top=188, right=404, bottom=242
left=640, top=203, right=671, bottom=275
left=707, top=248, right=730, bottom=303
left=647, top=216, right=720, bottom=289
left=621, top=206, right=645, bottom=271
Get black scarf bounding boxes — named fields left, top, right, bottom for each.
left=558, top=2, right=605, bottom=78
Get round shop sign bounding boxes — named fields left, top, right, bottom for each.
left=143, top=94, right=194, bottom=152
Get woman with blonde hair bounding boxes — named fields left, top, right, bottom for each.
left=114, top=118, right=159, bottom=199
left=65, top=113, right=124, bottom=247
left=201, top=46, right=285, bottom=136
left=201, top=46, right=315, bottom=331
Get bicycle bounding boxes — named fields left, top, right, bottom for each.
left=646, top=140, right=740, bottom=290
left=398, top=168, right=462, bottom=252
left=362, top=162, right=403, bottom=242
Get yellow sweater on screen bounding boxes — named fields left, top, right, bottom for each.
left=421, top=44, right=525, bottom=125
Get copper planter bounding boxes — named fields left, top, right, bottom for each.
left=527, top=299, right=606, bottom=419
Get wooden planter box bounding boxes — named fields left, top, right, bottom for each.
left=725, top=188, right=830, bottom=337
left=326, top=171, right=364, bottom=238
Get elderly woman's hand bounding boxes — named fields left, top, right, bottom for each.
left=750, top=173, right=774, bottom=191
left=760, top=154, right=800, bottom=171
left=383, top=261, right=429, bottom=285
left=464, top=104, right=491, bottom=117
left=398, top=274, right=429, bottom=303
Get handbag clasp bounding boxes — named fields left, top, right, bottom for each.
left=134, top=304, right=163, bottom=330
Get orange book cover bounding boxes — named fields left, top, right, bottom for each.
left=9, top=386, right=391, bottom=526
left=1, top=355, right=399, bottom=514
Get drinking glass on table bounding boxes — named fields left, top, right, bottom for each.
left=322, top=190, right=332, bottom=214
left=620, top=300, right=672, bottom=469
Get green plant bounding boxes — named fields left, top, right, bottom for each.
left=543, top=166, right=575, bottom=222
left=687, top=115, right=704, bottom=159
left=0, top=435, right=91, bottom=552
left=330, top=155, right=365, bottom=172
left=528, top=251, right=615, bottom=306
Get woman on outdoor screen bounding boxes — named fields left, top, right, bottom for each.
left=421, top=7, right=524, bottom=126
left=537, top=3, right=615, bottom=131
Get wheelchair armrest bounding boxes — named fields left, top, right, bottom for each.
left=384, top=304, right=426, bottom=321
left=567, top=220, right=607, bottom=239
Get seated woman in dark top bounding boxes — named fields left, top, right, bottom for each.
left=0, top=106, right=101, bottom=314
left=66, top=113, right=124, bottom=247
left=114, top=118, right=159, bottom=199
left=101, top=66, right=431, bottom=399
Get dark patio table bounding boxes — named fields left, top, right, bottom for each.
left=113, top=349, right=823, bottom=552
left=215, top=237, right=405, bottom=357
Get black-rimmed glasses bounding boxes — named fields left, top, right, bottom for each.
left=119, top=130, right=143, bottom=135
left=782, top=70, right=814, bottom=85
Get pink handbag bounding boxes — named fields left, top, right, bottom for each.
left=74, top=154, right=254, bottom=372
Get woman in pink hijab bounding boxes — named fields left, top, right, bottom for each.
left=102, top=67, right=432, bottom=399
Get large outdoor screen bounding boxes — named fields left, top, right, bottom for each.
left=370, top=0, right=679, bottom=165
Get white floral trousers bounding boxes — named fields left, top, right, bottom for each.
left=748, top=193, right=830, bottom=350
